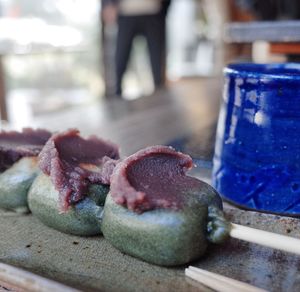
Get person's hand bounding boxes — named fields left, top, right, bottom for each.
left=102, top=4, right=118, bottom=25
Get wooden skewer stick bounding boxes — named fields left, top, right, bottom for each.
left=186, top=266, right=268, bottom=292
left=186, top=268, right=241, bottom=292
left=230, top=223, right=300, bottom=255
left=0, top=263, right=80, bottom=292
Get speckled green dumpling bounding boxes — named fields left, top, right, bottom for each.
left=101, top=145, right=230, bottom=266
left=28, top=174, right=109, bottom=236
left=102, top=185, right=229, bottom=266
left=0, top=157, right=39, bottom=213
left=0, top=128, right=52, bottom=213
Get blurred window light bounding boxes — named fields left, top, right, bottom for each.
left=0, top=0, right=103, bottom=127
left=55, top=0, right=99, bottom=24
left=0, top=18, right=83, bottom=48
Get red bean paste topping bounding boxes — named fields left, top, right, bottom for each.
left=39, top=129, right=120, bottom=211
left=0, top=128, right=52, bottom=173
left=110, top=145, right=201, bottom=213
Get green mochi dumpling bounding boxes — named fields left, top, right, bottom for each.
left=29, top=129, right=119, bottom=235
left=101, top=146, right=230, bottom=266
left=0, top=128, right=52, bottom=213
left=28, top=174, right=108, bottom=236
left=0, top=157, right=39, bottom=213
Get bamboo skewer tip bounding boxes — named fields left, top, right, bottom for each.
left=229, top=223, right=300, bottom=256
left=185, top=266, right=268, bottom=292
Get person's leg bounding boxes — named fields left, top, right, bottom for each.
left=115, top=16, right=136, bottom=96
left=143, top=14, right=166, bottom=89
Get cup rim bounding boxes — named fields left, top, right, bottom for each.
left=224, top=63, right=300, bottom=80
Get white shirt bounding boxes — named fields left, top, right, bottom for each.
left=119, top=0, right=162, bottom=16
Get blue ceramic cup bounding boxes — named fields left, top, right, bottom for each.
left=212, top=63, right=300, bottom=215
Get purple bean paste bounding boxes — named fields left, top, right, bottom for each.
left=110, top=145, right=201, bottom=213
left=0, top=128, right=52, bottom=173
left=39, top=129, right=120, bottom=211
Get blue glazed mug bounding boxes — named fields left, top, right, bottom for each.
left=212, top=63, right=300, bottom=215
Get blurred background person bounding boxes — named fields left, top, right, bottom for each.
left=102, top=0, right=171, bottom=97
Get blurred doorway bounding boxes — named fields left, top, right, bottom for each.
left=101, top=0, right=226, bottom=99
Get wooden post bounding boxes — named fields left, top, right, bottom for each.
left=100, top=0, right=117, bottom=98
left=0, top=55, right=8, bottom=121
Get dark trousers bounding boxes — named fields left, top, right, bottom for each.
left=115, top=14, right=166, bottom=95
